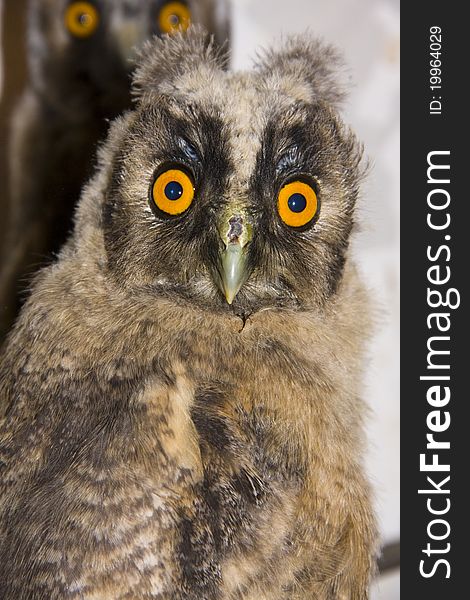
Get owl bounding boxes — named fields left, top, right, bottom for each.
left=0, top=0, right=230, bottom=340
left=0, top=29, right=377, bottom=599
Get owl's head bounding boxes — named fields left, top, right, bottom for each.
left=28, top=0, right=230, bottom=114
left=81, top=29, right=363, bottom=318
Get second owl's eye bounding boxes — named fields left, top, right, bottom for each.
left=277, top=178, right=320, bottom=228
left=65, top=2, right=100, bottom=38
left=158, top=2, right=191, bottom=34
left=151, top=167, right=195, bottom=216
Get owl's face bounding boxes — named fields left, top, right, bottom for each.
left=100, top=32, right=363, bottom=317
left=29, top=0, right=230, bottom=115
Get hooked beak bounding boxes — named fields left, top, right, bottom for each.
left=216, top=213, right=253, bottom=305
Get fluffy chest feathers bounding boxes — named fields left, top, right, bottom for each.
left=0, top=263, right=371, bottom=599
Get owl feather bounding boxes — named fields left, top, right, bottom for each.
left=0, top=28, right=377, bottom=599
left=0, top=0, right=231, bottom=341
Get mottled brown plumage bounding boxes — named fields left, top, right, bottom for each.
left=0, top=29, right=377, bottom=599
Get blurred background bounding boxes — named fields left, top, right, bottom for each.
left=0, top=0, right=399, bottom=597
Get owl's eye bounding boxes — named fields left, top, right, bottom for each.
left=65, top=2, right=100, bottom=38
left=151, top=167, right=195, bottom=216
left=158, top=2, right=191, bottom=34
left=277, top=179, right=320, bottom=228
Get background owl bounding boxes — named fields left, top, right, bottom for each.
left=0, top=29, right=377, bottom=599
left=0, top=0, right=230, bottom=341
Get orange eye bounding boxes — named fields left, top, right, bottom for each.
left=158, top=2, right=191, bottom=34
left=151, top=167, right=195, bottom=216
left=277, top=179, right=319, bottom=228
left=65, top=2, right=100, bottom=38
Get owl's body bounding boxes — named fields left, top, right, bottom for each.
left=0, top=0, right=230, bottom=339
left=0, top=30, right=377, bottom=599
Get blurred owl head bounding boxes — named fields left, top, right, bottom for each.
left=79, top=29, right=363, bottom=318
left=28, top=0, right=230, bottom=115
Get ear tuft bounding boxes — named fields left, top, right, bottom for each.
left=255, top=33, right=348, bottom=107
left=132, top=26, right=229, bottom=102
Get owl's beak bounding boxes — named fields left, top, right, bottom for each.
left=217, top=214, right=253, bottom=305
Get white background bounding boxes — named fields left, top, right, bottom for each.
left=0, top=0, right=400, bottom=597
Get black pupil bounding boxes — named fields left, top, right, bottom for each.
left=165, top=181, right=183, bottom=201
left=288, top=193, right=307, bottom=213
left=79, top=13, right=91, bottom=26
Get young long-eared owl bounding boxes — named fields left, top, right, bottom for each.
left=0, top=28, right=377, bottom=599
left=0, top=0, right=230, bottom=340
